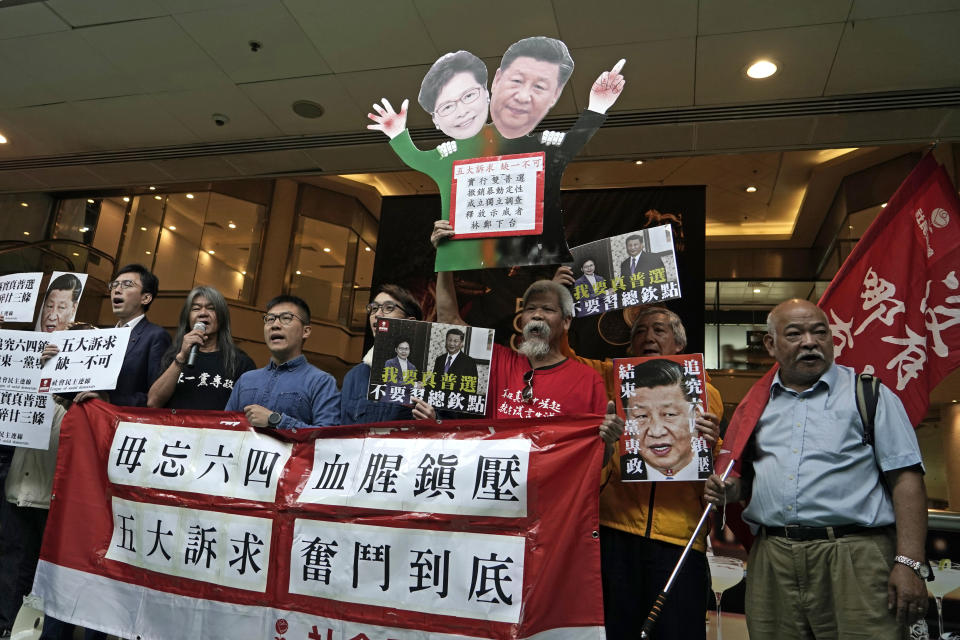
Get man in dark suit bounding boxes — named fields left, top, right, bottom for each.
left=74, top=264, right=171, bottom=407
left=432, top=327, right=478, bottom=382
left=619, top=233, right=664, bottom=279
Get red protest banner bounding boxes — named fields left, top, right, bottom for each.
left=35, top=400, right=606, bottom=640
left=717, top=153, right=960, bottom=476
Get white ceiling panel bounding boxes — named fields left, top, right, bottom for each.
left=76, top=17, right=234, bottom=94
left=283, top=0, right=438, bottom=73
left=810, top=108, right=950, bottom=145
left=568, top=39, right=695, bottom=113
left=0, top=171, right=46, bottom=191
left=148, top=156, right=243, bottom=181
left=174, top=1, right=332, bottom=84
left=305, top=144, right=409, bottom=173
left=695, top=23, right=844, bottom=104
left=337, top=65, right=440, bottom=130
left=582, top=123, right=696, bottom=157
left=239, top=74, right=363, bottom=135
left=415, top=0, right=559, bottom=58
left=82, top=161, right=178, bottom=186
left=0, top=102, right=116, bottom=155
left=0, top=31, right=135, bottom=108
left=553, top=0, right=697, bottom=47
left=70, top=95, right=200, bottom=149
left=152, top=86, right=283, bottom=141
left=695, top=117, right=816, bottom=152
left=850, top=0, right=960, bottom=20
left=826, top=11, right=960, bottom=95
left=221, top=150, right=319, bottom=175
left=44, top=0, right=169, bottom=26
left=0, top=3, right=70, bottom=39
left=21, top=165, right=109, bottom=189
left=158, top=0, right=262, bottom=12
left=698, top=0, right=851, bottom=35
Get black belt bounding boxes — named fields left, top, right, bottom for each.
left=761, top=524, right=887, bottom=541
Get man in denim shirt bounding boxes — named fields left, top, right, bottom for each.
left=226, top=295, right=340, bottom=429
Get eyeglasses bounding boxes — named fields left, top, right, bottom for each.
left=107, top=279, right=141, bottom=291
left=263, top=312, right=306, bottom=326
left=434, top=87, right=484, bottom=118
left=521, top=369, right=534, bottom=403
left=366, top=301, right=403, bottom=315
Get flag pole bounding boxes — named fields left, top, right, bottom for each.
left=640, top=459, right=736, bottom=639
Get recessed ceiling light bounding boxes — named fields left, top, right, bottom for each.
left=154, top=195, right=162, bottom=200
left=848, top=225, right=854, bottom=229
left=122, top=197, right=130, bottom=202
left=168, top=225, right=176, bottom=231
left=145, top=250, right=151, bottom=255
left=23, top=231, right=30, bottom=236
left=0, top=132, right=7, bottom=144
left=634, top=160, right=644, bottom=165
left=881, top=202, right=887, bottom=208
left=323, top=247, right=331, bottom=253
left=148, top=186, right=156, bottom=191
left=364, top=246, right=371, bottom=252
left=140, top=226, right=147, bottom=231
left=79, top=227, right=89, bottom=232
left=20, top=202, right=28, bottom=207
left=186, top=193, right=194, bottom=199
left=745, top=185, right=758, bottom=193
left=87, top=199, right=95, bottom=204
left=241, top=270, right=247, bottom=275
left=746, top=59, right=778, bottom=79
left=295, top=270, right=302, bottom=275
left=753, top=288, right=761, bottom=293
left=228, top=222, right=236, bottom=229
left=207, top=250, right=215, bottom=255
left=72, top=252, right=79, bottom=256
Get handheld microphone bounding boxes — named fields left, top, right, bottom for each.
left=187, top=321, right=206, bottom=368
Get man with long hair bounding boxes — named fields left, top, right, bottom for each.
left=148, top=286, right=256, bottom=410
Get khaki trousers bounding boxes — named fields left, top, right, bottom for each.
left=745, top=528, right=906, bottom=639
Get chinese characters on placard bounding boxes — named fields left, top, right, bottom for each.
left=450, top=153, right=545, bottom=239
left=0, top=272, right=42, bottom=322
left=0, top=391, right=54, bottom=448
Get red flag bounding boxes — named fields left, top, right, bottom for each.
left=716, top=154, right=960, bottom=545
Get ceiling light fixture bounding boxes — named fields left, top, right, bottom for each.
left=0, top=132, right=7, bottom=144
left=87, top=199, right=95, bottom=204
left=154, top=195, right=162, bottom=200
left=79, top=227, right=89, bottom=232
left=364, top=246, right=372, bottom=252
left=881, top=202, right=888, bottom=208
left=140, top=226, right=147, bottom=231
left=292, top=100, right=325, bottom=119
left=745, top=185, right=758, bottom=193
left=20, top=202, right=28, bottom=207
left=23, top=231, right=30, bottom=236
left=186, top=193, right=194, bottom=199
left=746, top=59, right=778, bottom=79
left=634, top=160, right=644, bottom=165
left=168, top=225, right=176, bottom=231
left=72, top=252, right=79, bottom=257
left=145, top=250, right=151, bottom=255
left=148, top=186, right=156, bottom=191
left=122, top=197, right=130, bottom=202
left=295, top=270, right=302, bottom=275
left=228, top=222, right=236, bottom=229
left=323, top=247, right=331, bottom=253
left=753, top=288, right=761, bottom=293
left=241, top=270, right=247, bottom=275
left=207, top=250, right=215, bottom=255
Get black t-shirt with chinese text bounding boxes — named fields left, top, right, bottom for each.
left=165, top=349, right=257, bottom=410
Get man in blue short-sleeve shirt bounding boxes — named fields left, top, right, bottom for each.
left=226, top=295, right=340, bottom=429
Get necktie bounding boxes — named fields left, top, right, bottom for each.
left=631, top=257, right=637, bottom=273
left=445, top=355, right=453, bottom=372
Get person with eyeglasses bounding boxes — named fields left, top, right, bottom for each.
left=225, top=295, right=340, bottom=430
left=341, top=284, right=438, bottom=425
left=55, top=264, right=171, bottom=408
left=434, top=268, right=623, bottom=464
left=147, top=286, right=256, bottom=410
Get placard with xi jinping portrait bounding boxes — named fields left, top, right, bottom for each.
left=613, top=353, right=712, bottom=482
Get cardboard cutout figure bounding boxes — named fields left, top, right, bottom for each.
left=368, top=38, right=625, bottom=272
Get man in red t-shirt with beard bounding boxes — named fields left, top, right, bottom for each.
left=433, top=221, right=623, bottom=462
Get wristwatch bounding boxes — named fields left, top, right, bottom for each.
left=267, top=412, right=282, bottom=428
left=894, top=554, right=932, bottom=580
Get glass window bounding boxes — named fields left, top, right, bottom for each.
left=289, top=218, right=351, bottom=323
left=116, top=190, right=265, bottom=301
